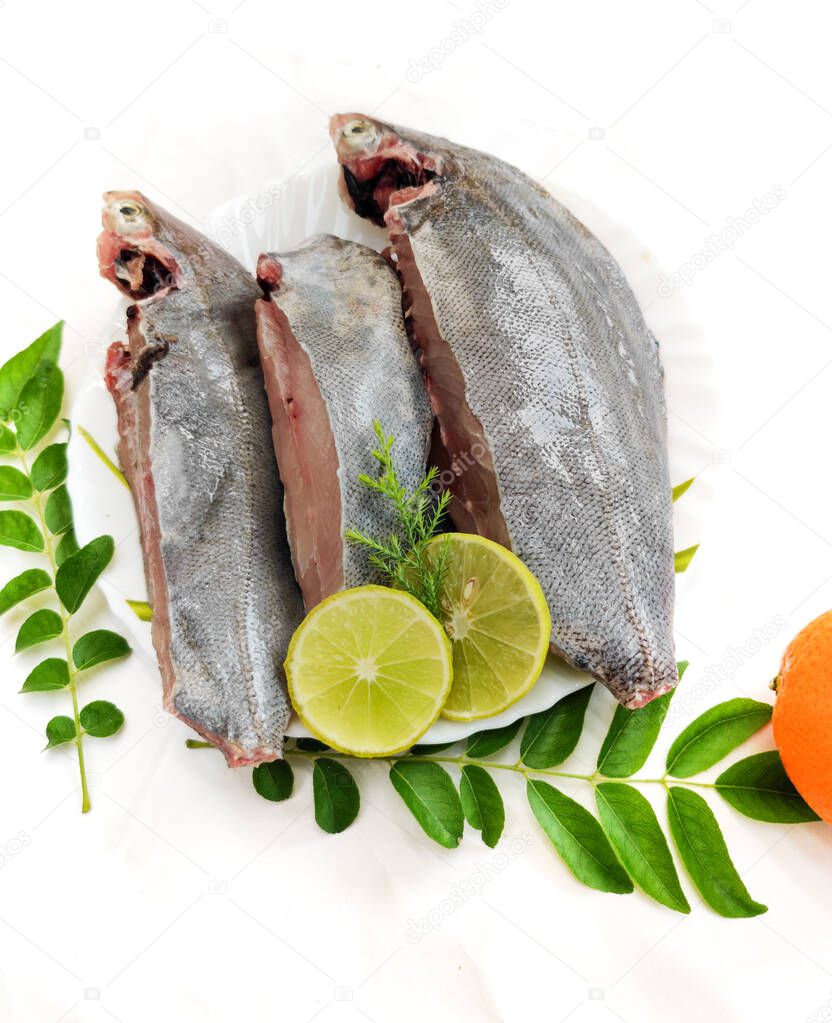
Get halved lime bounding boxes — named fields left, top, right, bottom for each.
left=285, top=585, right=453, bottom=757
left=425, top=534, right=551, bottom=721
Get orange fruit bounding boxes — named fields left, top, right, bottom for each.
left=772, top=609, right=832, bottom=823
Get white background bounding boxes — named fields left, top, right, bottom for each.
left=1, top=1, right=831, bottom=1021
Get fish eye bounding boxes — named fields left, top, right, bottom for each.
left=341, top=120, right=378, bottom=149
left=118, top=201, right=143, bottom=219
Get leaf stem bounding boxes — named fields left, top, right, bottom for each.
left=17, top=446, right=90, bottom=812
left=78, top=424, right=128, bottom=489
left=281, top=747, right=718, bottom=790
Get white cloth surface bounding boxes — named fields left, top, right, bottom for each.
left=0, top=2, right=830, bottom=1021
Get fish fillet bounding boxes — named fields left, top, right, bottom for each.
left=255, top=234, right=432, bottom=609
left=330, top=115, right=677, bottom=708
left=98, top=191, right=304, bottom=765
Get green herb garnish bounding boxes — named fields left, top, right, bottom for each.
left=345, top=420, right=452, bottom=619
left=0, top=323, right=130, bottom=812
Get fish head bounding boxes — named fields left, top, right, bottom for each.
left=97, top=191, right=186, bottom=301
left=98, top=189, right=240, bottom=303
left=329, top=113, right=447, bottom=227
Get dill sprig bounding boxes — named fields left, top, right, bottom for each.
left=346, top=421, right=452, bottom=619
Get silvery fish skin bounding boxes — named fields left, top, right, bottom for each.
left=331, top=115, right=676, bottom=708
left=98, top=191, right=304, bottom=765
left=255, top=235, right=432, bottom=609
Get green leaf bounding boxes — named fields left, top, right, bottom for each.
left=44, top=484, right=72, bottom=534
left=0, top=509, right=44, bottom=552
left=313, top=757, right=360, bottom=834
left=466, top=720, right=523, bottom=758
left=15, top=363, right=64, bottom=450
left=126, top=598, right=152, bottom=621
left=0, top=568, right=51, bottom=614
left=55, top=529, right=78, bottom=565
left=715, top=751, right=820, bottom=823
left=72, top=629, right=130, bottom=671
left=0, top=322, right=62, bottom=420
left=667, top=787, right=767, bottom=917
left=21, top=657, right=69, bottom=692
left=44, top=715, right=76, bottom=749
left=0, top=424, right=15, bottom=452
left=253, top=760, right=294, bottom=801
left=0, top=466, right=32, bottom=500
left=666, top=698, right=773, bottom=778
left=390, top=760, right=464, bottom=848
left=527, top=780, right=633, bottom=894
left=459, top=765, right=504, bottom=847
left=30, top=443, right=68, bottom=491
left=521, top=684, right=594, bottom=768
left=597, top=691, right=676, bottom=778
left=293, top=737, right=329, bottom=752
left=672, top=477, right=695, bottom=502
left=55, top=535, right=114, bottom=613
left=595, top=782, right=690, bottom=913
left=79, top=700, right=125, bottom=737
left=410, top=741, right=458, bottom=755
left=674, top=544, right=699, bottom=573
left=15, top=608, right=62, bottom=652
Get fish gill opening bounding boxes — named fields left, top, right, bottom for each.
left=342, top=159, right=439, bottom=227
left=114, top=248, right=179, bottom=302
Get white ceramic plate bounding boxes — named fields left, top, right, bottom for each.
left=67, top=161, right=710, bottom=741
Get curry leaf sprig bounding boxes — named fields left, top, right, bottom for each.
left=345, top=420, right=452, bottom=619
left=0, top=324, right=131, bottom=812
left=240, top=664, right=819, bottom=919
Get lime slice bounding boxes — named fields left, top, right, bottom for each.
left=285, top=585, right=453, bottom=757
left=425, top=533, right=551, bottom=721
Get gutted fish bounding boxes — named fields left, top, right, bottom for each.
left=330, top=115, right=676, bottom=708
left=99, top=191, right=304, bottom=765
left=255, top=234, right=432, bottom=609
